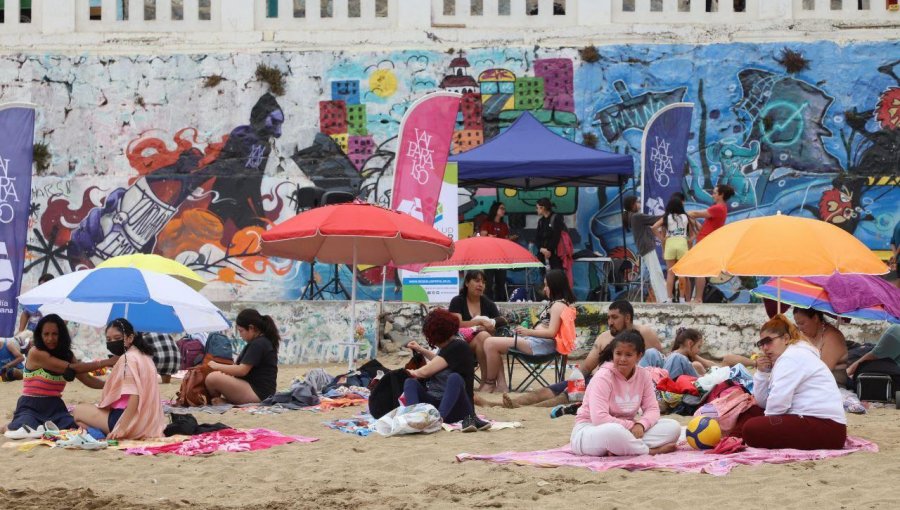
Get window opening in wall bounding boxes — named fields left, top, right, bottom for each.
left=499, top=0, right=510, bottom=15
left=623, top=0, right=635, bottom=13
left=527, top=0, right=538, bottom=15
left=443, top=0, right=454, bottom=15
left=349, top=0, right=360, bottom=17
left=678, top=0, right=691, bottom=12
left=0, top=1, right=34, bottom=23
left=295, top=0, right=307, bottom=18
left=802, top=0, right=814, bottom=9
left=471, top=0, right=483, bottom=15
left=651, top=0, right=663, bottom=11
left=321, top=0, right=332, bottom=18
left=140, top=0, right=155, bottom=21
left=555, top=0, right=566, bottom=15
left=172, top=0, right=184, bottom=20
left=376, top=0, right=387, bottom=17
left=199, top=0, right=210, bottom=20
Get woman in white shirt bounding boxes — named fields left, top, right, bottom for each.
left=731, top=315, right=847, bottom=450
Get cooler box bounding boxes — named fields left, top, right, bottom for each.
left=856, top=373, right=894, bottom=402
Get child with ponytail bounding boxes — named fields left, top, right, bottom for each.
left=206, top=309, right=280, bottom=404
left=570, top=331, right=681, bottom=457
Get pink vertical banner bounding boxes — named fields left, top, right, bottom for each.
left=390, top=91, right=462, bottom=225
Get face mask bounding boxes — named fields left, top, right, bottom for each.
left=106, top=341, right=126, bottom=356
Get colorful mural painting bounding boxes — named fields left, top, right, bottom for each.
left=9, top=41, right=900, bottom=311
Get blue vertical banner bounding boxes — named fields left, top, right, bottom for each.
left=0, top=103, right=36, bottom=337
left=640, top=103, right=694, bottom=215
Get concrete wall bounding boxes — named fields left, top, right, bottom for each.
left=66, top=300, right=890, bottom=363
left=6, top=40, right=899, bottom=308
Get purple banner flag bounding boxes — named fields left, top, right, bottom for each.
left=0, top=104, right=36, bottom=337
left=640, top=103, right=693, bottom=215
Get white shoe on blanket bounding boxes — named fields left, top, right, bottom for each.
left=3, top=425, right=45, bottom=440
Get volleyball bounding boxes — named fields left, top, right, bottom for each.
left=685, top=416, right=722, bottom=450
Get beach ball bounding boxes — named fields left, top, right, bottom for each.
left=685, top=416, right=722, bottom=450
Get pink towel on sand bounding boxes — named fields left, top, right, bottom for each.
left=124, top=428, right=317, bottom=456
left=456, top=436, right=877, bottom=476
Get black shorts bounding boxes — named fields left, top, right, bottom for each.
left=108, top=408, right=125, bottom=432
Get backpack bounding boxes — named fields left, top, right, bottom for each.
left=204, top=332, right=234, bottom=361
left=369, top=368, right=411, bottom=419
left=176, top=336, right=205, bottom=370
left=174, top=354, right=234, bottom=407
left=554, top=305, right=577, bottom=355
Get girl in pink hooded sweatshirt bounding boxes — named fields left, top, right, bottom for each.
left=571, top=330, right=680, bottom=456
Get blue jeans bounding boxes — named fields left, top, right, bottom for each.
left=403, top=372, right=472, bottom=423
left=640, top=348, right=665, bottom=368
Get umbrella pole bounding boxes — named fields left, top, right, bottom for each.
left=349, top=243, right=359, bottom=373
left=777, top=276, right=782, bottom=314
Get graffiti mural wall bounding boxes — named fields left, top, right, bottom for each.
left=5, top=41, right=899, bottom=313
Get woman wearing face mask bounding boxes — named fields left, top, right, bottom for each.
left=570, top=330, right=681, bottom=457
left=730, top=315, right=846, bottom=450
left=3, top=315, right=115, bottom=438
left=72, top=318, right=166, bottom=439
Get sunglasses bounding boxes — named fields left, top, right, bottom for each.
left=756, top=333, right=783, bottom=349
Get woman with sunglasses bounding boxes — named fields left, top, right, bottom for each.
left=730, top=315, right=846, bottom=450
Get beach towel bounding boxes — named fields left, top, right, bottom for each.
left=442, top=418, right=523, bottom=432
left=324, top=414, right=375, bottom=436
left=124, top=428, right=317, bottom=456
left=456, top=436, right=877, bottom=476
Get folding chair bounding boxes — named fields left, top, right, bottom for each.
left=506, top=347, right=566, bottom=392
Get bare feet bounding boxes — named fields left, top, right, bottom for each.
left=501, top=393, right=520, bottom=409
left=648, top=442, right=677, bottom=455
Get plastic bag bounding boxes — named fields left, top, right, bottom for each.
left=374, top=403, right=443, bottom=437
left=695, top=365, right=731, bottom=392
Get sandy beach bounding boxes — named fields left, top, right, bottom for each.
left=1, top=355, right=897, bottom=510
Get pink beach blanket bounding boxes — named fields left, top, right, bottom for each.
left=456, top=437, right=877, bottom=476
left=124, top=428, right=318, bottom=456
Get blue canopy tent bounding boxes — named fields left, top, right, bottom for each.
left=450, top=112, right=634, bottom=190
left=450, top=112, right=635, bottom=300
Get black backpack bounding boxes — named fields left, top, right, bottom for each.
left=368, top=368, right=410, bottom=419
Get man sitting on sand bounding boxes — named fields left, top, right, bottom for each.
left=476, top=300, right=661, bottom=409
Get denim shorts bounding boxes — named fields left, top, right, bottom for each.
left=518, top=335, right=557, bottom=356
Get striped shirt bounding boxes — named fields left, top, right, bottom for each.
left=22, top=367, right=67, bottom=397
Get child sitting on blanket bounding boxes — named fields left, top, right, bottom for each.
left=570, top=330, right=681, bottom=457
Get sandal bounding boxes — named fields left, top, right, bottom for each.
left=56, top=432, right=108, bottom=450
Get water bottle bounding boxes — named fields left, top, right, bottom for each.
left=566, top=365, right=586, bottom=401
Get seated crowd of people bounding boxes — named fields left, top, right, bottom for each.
left=2, top=267, right=897, bottom=457
left=2, top=308, right=280, bottom=441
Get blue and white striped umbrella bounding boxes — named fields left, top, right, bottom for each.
left=18, top=267, right=230, bottom=334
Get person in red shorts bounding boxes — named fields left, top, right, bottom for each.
left=687, top=184, right=734, bottom=303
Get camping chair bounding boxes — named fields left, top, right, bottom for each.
left=505, top=305, right=576, bottom=392
left=505, top=346, right=567, bottom=392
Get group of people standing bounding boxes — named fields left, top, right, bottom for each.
left=2, top=308, right=281, bottom=441
left=625, top=184, right=736, bottom=304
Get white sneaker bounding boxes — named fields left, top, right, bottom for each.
left=4, top=425, right=44, bottom=440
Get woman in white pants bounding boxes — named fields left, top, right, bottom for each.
left=571, top=330, right=680, bottom=456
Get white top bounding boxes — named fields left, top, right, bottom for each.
left=665, top=214, right=689, bottom=238
left=752, top=342, right=846, bottom=424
